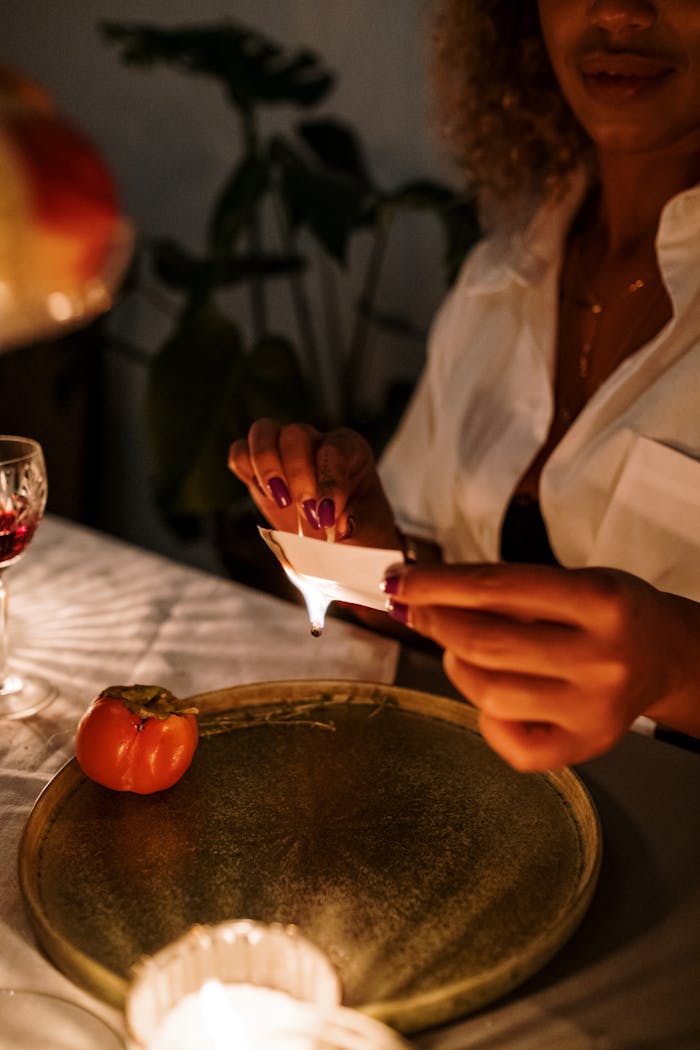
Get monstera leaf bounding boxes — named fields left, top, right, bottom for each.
left=208, top=153, right=269, bottom=254
left=377, top=179, right=481, bottom=284
left=271, top=136, right=372, bottom=263
left=237, top=333, right=317, bottom=423
left=146, top=304, right=245, bottom=519
left=146, top=305, right=314, bottom=522
left=296, top=117, right=373, bottom=187
left=100, top=21, right=334, bottom=113
left=152, top=238, right=304, bottom=293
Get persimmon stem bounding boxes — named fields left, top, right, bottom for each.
left=99, top=684, right=198, bottom=721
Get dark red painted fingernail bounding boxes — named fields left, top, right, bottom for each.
left=303, top=499, right=320, bottom=529
left=268, top=476, right=291, bottom=508
left=385, top=599, right=409, bottom=625
left=318, top=498, right=335, bottom=528
left=381, top=574, right=401, bottom=596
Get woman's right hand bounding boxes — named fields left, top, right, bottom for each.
left=228, top=418, right=400, bottom=549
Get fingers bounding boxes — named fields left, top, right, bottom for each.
left=381, top=563, right=642, bottom=771
left=383, top=562, right=699, bottom=771
left=440, top=645, right=589, bottom=730
left=279, top=424, right=322, bottom=526
left=404, top=604, right=581, bottom=679
left=313, top=433, right=353, bottom=532
left=229, top=419, right=319, bottom=531
left=229, top=420, right=292, bottom=505
left=442, top=652, right=615, bottom=771
left=229, top=421, right=386, bottom=542
left=248, top=419, right=317, bottom=512
left=478, top=714, right=590, bottom=773
left=384, top=561, right=634, bottom=629
left=315, top=434, right=398, bottom=545
left=228, top=438, right=260, bottom=491
left=441, top=650, right=569, bottom=770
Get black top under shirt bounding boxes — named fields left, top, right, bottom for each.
left=499, top=494, right=557, bottom=565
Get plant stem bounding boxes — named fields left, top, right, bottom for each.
left=318, top=253, right=343, bottom=425
left=241, top=109, right=267, bottom=341
left=105, top=336, right=151, bottom=366
left=344, top=221, right=390, bottom=419
left=272, top=198, right=325, bottom=416
left=246, top=217, right=267, bottom=340
left=140, top=278, right=180, bottom=319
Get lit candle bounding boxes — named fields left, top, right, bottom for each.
left=126, top=921, right=341, bottom=1050
left=126, top=921, right=411, bottom=1050
left=147, top=980, right=320, bottom=1050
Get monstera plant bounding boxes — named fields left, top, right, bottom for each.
left=100, top=19, right=479, bottom=564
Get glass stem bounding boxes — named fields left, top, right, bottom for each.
left=0, top=570, right=8, bottom=689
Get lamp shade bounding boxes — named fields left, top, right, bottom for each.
left=0, top=65, right=132, bottom=350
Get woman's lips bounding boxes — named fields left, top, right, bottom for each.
left=578, top=50, right=675, bottom=102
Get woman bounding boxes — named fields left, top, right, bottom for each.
left=229, top=0, right=700, bottom=770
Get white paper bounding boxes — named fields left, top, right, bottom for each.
left=259, top=528, right=404, bottom=612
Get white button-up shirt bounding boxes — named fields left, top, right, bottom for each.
left=379, top=174, right=700, bottom=601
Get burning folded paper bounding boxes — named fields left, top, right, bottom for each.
left=259, top=527, right=404, bottom=634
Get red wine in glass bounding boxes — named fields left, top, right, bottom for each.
left=0, top=436, right=56, bottom=718
left=0, top=507, right=40, bottom=566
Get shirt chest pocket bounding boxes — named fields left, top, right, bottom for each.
left=587, top=435, right=700, bottom=601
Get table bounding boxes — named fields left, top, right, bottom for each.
left=2, top=516, right=699, bottom=1048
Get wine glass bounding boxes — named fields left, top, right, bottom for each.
left=0, top=435, right=56, bottom=718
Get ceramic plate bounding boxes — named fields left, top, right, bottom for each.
left=19, top=680, right=601, bottom=1033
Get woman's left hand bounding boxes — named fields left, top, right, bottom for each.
left=383, top=563, right=700, bottom=770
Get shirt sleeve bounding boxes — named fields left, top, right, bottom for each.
left=376, top=244, right=482, bottom=546
left=377, top=364, right=438, bottom=542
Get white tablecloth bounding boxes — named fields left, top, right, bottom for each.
left=0, top=516, right=400, bottom=1044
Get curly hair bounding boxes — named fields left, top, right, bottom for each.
left=429, top=0, right=591, bottom=218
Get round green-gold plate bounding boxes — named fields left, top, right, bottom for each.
left=19, top=680, right=601, bottom=1033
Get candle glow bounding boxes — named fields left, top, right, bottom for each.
left=148, top=981, right=321, bottom=1050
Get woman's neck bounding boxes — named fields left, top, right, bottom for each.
left=594, top=149, right=700, bottom=255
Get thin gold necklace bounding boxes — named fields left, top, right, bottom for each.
left=563, top=234, right=662, bottom=381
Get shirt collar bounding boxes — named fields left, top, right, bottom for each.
left=463, top=170, right=587, bottom=295
left=656, top=182, right=700, bottom=306
left=462, top=173, right=700, bottom=298
left=659, top=180, right=700, bottom=239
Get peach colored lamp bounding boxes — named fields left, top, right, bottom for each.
left=0, top=65, right=132, bottom=350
